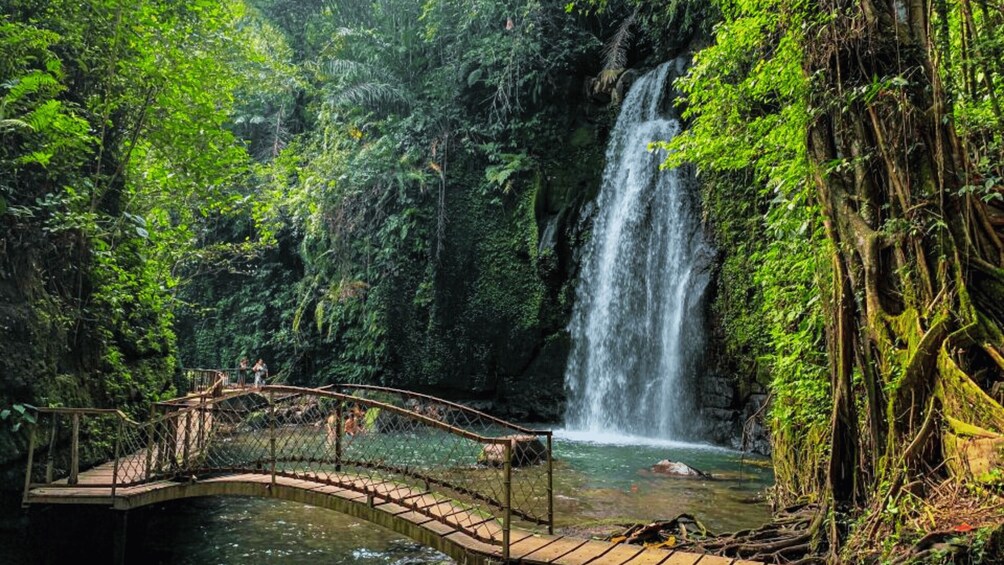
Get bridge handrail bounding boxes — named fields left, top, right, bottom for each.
left=159, top=384, right=513, bottom=447
left=332, top=383, right=552, bottom=437
left=181, top=371, right=548, bottom=437
left=183, top=367, right=248, bottom=392
left=262, top=385, right=511, bottom=445
left=22, top=375, right=228, bottom=490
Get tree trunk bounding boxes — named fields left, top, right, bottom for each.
left=804, top=0, right=1004, bottom=550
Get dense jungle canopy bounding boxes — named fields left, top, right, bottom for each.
left=3, top=0, right=1004, bottom=562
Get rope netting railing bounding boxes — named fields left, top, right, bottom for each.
left=22, top=382, right=553, bottom=559
left=328, top=383, right=553, bottom=528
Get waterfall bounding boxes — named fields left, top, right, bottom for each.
left=564, top=60, right=713, bottom=441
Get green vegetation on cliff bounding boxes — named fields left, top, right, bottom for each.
left=173, top=0, right=653, bottom=420
left=0, top=0, right=274, bottom=470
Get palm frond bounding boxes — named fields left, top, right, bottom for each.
left=323, top=58, right=385, bottom=80
left=327, top=81, right=409, bottom=112
left=601, top=8, right=638, bottom=72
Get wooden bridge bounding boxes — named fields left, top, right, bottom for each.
left=21, top=375, right=761, bottom=565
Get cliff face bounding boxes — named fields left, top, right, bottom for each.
left=696, top=171, right=776, bottom=455
left=175, top=70, right=770, bottom=454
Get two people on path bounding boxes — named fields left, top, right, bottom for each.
left=325, top=404, right=367, bottom=448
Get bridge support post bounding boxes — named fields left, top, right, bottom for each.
left=197, top=394, right=205, bottom=452
left=182, top=410, right=191, bottom=469
left=111, top=418, right=122, bottom=501
left=269, top=389, right=276, bottom=487
left=546, top=433, right=554, bottom=535
left=334, top=401, right=343, bottom=472
left=145, top=405, right=154, bottom=480
left=46, top=416, right=58, bottom=484
left=21, top=421, right=36, bottom=506
left=69, top=413, right=80, bottom=485
left=503, top=439, right=512, bottom=562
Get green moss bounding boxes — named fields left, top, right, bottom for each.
left=569, top=126, right=595, bottom=148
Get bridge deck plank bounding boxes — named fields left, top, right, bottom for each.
left=465, top=517, right=504, bottom=543
left=554, top=539, right=618, bottom=565
left=659, top=552, right=703, bottom=565
left=406, top=493, right=447, bottom=511
left=418, top=518, right=459, bottom=537
left=444, top=531, right=501, bottom=556
left=521, top=537, right=590, bottom=563
left=621, top=549, right=675, bottom=565
left=691, top=555, right=734, bottom=564
left=375, top=501, right=413, bottom=517
left=583, top=543, right=645, bottom=565
left=506, top=532, right=561, bottom=559
left=395, top=509, right=435, bottom=526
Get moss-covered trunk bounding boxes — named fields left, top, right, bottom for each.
left=805, top=0, right=1004, bottom=547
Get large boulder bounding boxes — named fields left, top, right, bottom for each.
left=478, top=435, right=547, bottom=467
left=649, top=459, right=712, bottom=479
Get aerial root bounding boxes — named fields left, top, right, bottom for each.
left=608, top=505, right=824, bottom=564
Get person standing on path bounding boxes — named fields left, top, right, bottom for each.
left=238, top=357, right=249, bottom=387
left=252, top=358, right=267, bottom=388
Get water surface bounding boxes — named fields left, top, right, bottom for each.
left=137, top=497, right=451, bottom=565
left=551, top=432, right=772, bottom=533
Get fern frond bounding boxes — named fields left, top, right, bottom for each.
left=0, top=118, right=32, bottom=132
left=2, top=71, right=60, bottom=105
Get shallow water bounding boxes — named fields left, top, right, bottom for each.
left=551, top=432, right=773, bottom=533
left=137, top=497, right=451, bottom=565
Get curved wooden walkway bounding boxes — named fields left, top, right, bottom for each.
left=25, top=467, right=758, bottom=565
left=22, top=380, right=763, bottom=565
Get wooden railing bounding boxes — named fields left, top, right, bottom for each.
left=22, top=382, right=553, bottom=560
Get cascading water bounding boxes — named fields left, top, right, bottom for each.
left=564, top=60, right=713, bottom=441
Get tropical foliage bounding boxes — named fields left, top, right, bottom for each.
left=5, top=0, right=1004, bottom=559
left=0, top=0, right=265, bottom=437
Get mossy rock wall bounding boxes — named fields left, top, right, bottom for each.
left=376, top=90, right=611, bottom=420
left=697, top=172, right=774, bottom=454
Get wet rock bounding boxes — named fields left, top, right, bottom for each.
left=478, top=435, right=547, bottom=467
left=650, top=459, right=712, bottom=479
left=612, top=69, right=641, bottom=105
left=739, top=393, right=771, bottom=454
left=700, top=376, right=736, bottom=409
left=697, top=374, right=771, bottom=455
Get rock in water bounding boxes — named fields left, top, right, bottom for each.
left=650, top=459, right=711, bottom=478
left=478, top=435, right=547, bottom=467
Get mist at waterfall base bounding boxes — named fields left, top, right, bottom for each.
left=564, top=60, right=715, bottom=444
